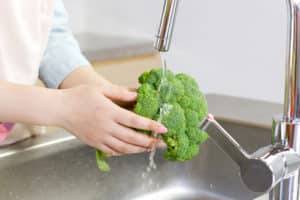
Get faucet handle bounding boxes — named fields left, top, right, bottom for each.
left=199, top=114, right=300, bottom=193
left=199, top=114, right=250, bottom=165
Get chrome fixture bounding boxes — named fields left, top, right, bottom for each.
left=155, top=0, right=179, bottom=52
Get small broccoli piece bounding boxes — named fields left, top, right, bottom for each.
left=176, top=73, right=200, bottom=96
left=96, top=150, right=110, bottom=172
left=184, top=143, right=200, bottom=160
left=176, top=73, right=208, bottom=121
left=160, top=103, right=186, bottom=137
left=164, top=133, right=190, bottom=161
left=134, top=84, right=160, bottom=119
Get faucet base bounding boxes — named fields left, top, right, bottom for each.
left=269, top=176, right=300, bottom=200
left=270, top=116, right=300, bottom=200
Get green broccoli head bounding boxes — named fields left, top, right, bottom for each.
left=135, top=68, right=209, bottom=161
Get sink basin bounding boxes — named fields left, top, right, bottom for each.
left=0, top=120, right=270, bottom=200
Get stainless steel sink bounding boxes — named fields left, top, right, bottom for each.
left=0, top=120, right=270, bottom=200
left=0, top=95, right=277, bottom=200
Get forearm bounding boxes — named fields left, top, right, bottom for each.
left=0, top=81, right=65, bottom=126
left=59, top=67, right=109, bottom=89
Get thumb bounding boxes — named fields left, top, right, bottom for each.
left=102, top=84, right=137, bottom=102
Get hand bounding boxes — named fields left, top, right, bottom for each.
left=59, top=67, right=137, bottom=108
left=60, top=85, right=168, bottom=156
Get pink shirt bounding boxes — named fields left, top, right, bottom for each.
left=0, top=123, right=14, bottom=142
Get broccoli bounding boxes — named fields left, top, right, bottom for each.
left=95, top=68, right=209, bottom=172
left=135, top=68, right=209, bottom=161
left=134, top=84, right=160, bottom=121
left=96, top=150, right=110, bottom=172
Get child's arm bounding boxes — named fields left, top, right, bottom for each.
left=0, top=81, right=64, bottom=126
left=0, top=81, right=167, bottom=155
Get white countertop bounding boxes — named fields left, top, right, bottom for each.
left=75, top=33, right=156, bottom=62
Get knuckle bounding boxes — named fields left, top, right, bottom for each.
left=107, top=150, right=116, bottom=156
left=125, top=132, right=137, bottom=142
left=130, top=115, right=140, bottom=126
left=139, top=135, right=153, bottom=147
left=147, top=121, right=157, bottom=130
left=130, top=134, right=147, bottom=146
left=117, top=144, right=129, bottom=153
left=98, top=144, right=110, bottom=154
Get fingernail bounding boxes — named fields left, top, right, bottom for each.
left=148, top=139, right=157, bottom=149
left=158, top=126, right=168, bottom=133
left=129, top=92, right=137, bottom=98
left=157, top=140, right=167, bottom=148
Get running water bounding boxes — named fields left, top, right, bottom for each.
left=141, top=57, right=170, bottom=191
left=147, top=59, right=171, bottom=172
left=147, top=104, right=173, bottom=172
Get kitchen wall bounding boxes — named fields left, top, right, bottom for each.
left=63, top=0, right=287, bottom=104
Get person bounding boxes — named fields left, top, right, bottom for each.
left=0, top=0, right=167, bottom=156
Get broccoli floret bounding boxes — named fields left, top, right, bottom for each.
left=134, top=84, right=160, bottom=119
left=95, top=68, right=209, bottom=172
left=160, top=103, right=186, bottom=137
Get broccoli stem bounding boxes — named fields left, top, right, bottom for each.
left=95, top=150, right=110, bottom=172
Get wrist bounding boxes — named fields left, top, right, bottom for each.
left=38, top=89, right=65, bottom=127
left=59, top=67, right=109, bottom=89
left=50, top=89, right=71, bottom=129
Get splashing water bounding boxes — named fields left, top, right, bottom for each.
left=147, top=104, right=173, bottom=172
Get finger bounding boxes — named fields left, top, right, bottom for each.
left=102, top=84, right=137, bottom=102
left=113, top=99, right=136, bottom=109
left=128, top=87, right=137, bottom=92
left=116, top=108, right=168, bottom=134
left=105, top=136, right=147, bottom=154
left=157, top=140, right=167, bottom=149
left=112, top=124, right=159, bottom=148
left=96, top=144, right=119, bottom=156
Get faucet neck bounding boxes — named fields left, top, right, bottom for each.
left=154, top=0, right=179, bottom=52
left=284, top=0, right=300, bottom=120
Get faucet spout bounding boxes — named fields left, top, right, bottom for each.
left=154, top=0, right=179, bottom=52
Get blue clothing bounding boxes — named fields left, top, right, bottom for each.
left=39, top=0, right=90, bottom=88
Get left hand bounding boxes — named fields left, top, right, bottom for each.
left=59, top=67, right=137, bottom=107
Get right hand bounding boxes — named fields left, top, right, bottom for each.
left=59, top=85, right=167, bottom=156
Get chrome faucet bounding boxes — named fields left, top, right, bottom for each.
left=155, top=0, right=300, bottom=199
left=154, top=0, right=179, bottom=52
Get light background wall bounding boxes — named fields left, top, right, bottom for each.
left=63, top=0, right=288, bottom=104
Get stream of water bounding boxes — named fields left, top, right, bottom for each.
left=147, top=58, right=170, bottom=172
